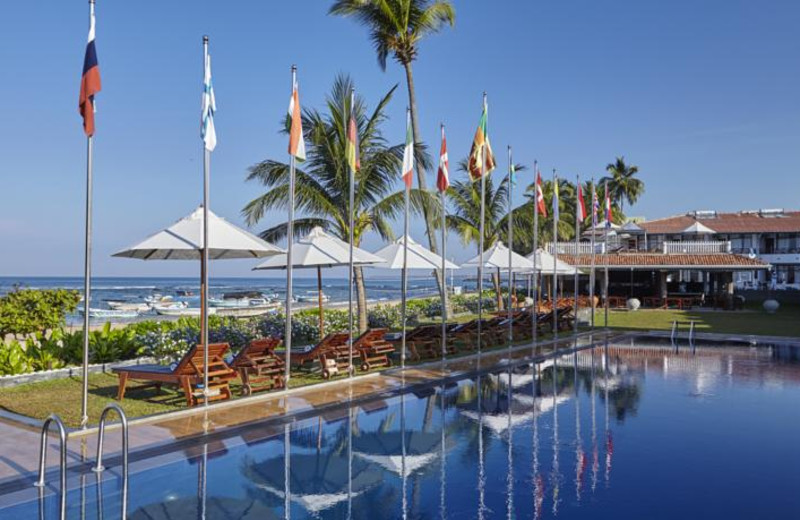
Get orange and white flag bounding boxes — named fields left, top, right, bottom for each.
left=287, top=79, right=306, bottom=161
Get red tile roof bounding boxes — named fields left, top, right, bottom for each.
left=560, top=253, right=768, bottom=270
left=639, top=211, right=800, bottom=234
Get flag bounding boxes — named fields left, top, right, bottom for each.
left=535, top=171, right=547, bottom=217
left=201, top=54, right=217, bottom=152
left=577, top=182, right=587, bottom=222
left=467, top=100, right=496, bottom=180
left=287, top=79, right=306, bottom=161
left=401, top=110, right=414, bottom=189
left=553, top=176, right=560, bottom=222
left=78, top=3, right=101, bottom=137
left=436, top=126, right=449, bottom=192
left=604, top=181, right=612, bottom=229
left=592, top=184, right=600, bottom=228
left=346, top=108, right=359, bottom=173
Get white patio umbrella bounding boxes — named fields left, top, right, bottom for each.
left=371, top=234, right=457, bottom=361
left=372, top=235, right=459, bottom=270
left=461, top=241, right=533, bottom=271
left=113, top=206, right=283, bottom=402
left=253, top=226, right=385, bottom=336
left=526, top=248, right=578, bottom=276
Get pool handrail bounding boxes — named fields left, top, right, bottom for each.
left=92, top=403, right=129, bottom=518
left=34, top=413, right=68, bottom=520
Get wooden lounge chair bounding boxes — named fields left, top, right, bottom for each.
left=286, top=332, right=350, bottom=370
left=230, top=337, right=285, bottom=396
left=318, top=336, right=361, bottom=379
left=113, top=342, right=236, bottom=407
left=399, top=324, right=461, bottom=361
left=354, top=328, right=395, bottom=371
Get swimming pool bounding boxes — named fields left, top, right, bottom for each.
left=4, top=334, right=800, bottom=518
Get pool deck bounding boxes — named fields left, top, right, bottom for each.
left=0, top=330, right=623, bottom=503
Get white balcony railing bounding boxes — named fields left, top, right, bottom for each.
left=662, top=240, right=731, bottom=254
left=546, top=242, right=605, bottom=255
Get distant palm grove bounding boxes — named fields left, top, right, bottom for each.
left=243, top=0, right=644, bottom=327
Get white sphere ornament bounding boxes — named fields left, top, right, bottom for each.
left=763, top=299, right=780, bottom=314
left=626, top=298, right=641, bottom=311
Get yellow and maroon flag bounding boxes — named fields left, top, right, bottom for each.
left=467, top=100, right=496, bottom=180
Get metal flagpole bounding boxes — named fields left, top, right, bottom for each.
left=507, top=146, right=514, bottom=348
left=604, top=181, right=610, bottom=329
left=201, top=36, right=211, bottom=407
left=590, top=178, right=596, bottom=329
left=348, top=89, right=356, bottom=376
left=79, top=0, right=97, bottom=430
left=574, top=174, right=581, bottom=335
left=440, top=124, right=448, bottom=360
left=285, top=66, right=297, bottom=385
left=81, top=138, right=94, bottom=428
left=532, top=161, right=539, bottom=346
left=477, top=93, right=487, bottom=354
left=400, top=109, right=411, bottom=370
left=552, top=170, right=559, bottom=336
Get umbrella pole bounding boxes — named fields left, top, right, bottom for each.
left=317, top=266, right=324, bottom=338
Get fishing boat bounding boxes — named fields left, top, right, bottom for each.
left=153, top=305, right=214, bottom=317
left=145, top=294, right=174, bottom=305
left=176, top=289, right=195, bottom=297
left=79, top=308, right=139, bottom=319
left=215, top=304, right=278, bottom=318
left=295, top=291, right=330, bottom=303
left=107, top=301, right=151, bottom=313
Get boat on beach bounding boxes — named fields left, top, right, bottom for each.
left=106, top=301, right=151, bottom=313
left=295, top=291, right=330, bottom=303
left=79, top=308, right=139, bottom=319
left=153, top=305, right=214, bottom=317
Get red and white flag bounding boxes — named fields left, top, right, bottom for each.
left=287, top=78, right=306, bottom=161
left=577, top=182, right=587, bottom=222
left=401, top=110, right=414, bottom=189
left=436, top=126, right=449, bottom=192
left=535, top=171, right=547, bottom=217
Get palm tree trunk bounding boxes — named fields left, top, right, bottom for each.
left=354, top=266, right=368, bottom=333
left=403, top=61, right=449, bottom=310
left=493, top=268, right=505, bottom=311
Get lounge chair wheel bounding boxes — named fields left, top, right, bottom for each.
left=322, top=370, right=331, bottom=380
left=361, top=363, right=369, bottom=372
left=386, top=358, right=392, bottom=367
left=242, top=384, right=252, bottom=397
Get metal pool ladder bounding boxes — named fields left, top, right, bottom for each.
left=93, top=403, right=129, bottom=518
left=34, top=413, right=68, bottom=519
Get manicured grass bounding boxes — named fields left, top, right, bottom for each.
left=0, top=373, right=185, bottom=427
left=605, top=305, right=800, bottom=338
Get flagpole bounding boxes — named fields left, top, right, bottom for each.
left=604, top=181, right=610, bottom=329
left=532, top=161, right=539, bottom=347
left=400, top=108, right=411, bottom=370
left=201, top=36, right=211, bottom=407
left=552, top=170, right=558, bottom=336
left=80, top=135, right=93, bottom=428
left=574, top=174, right=580, bottom=336
left=78, top=0, right=98, bottom=430
left=348, top=89, right=356, bottom=376
left=440, top=124, right=448, bottom=360
left=506, top=146, right=513, bottom=348
left=285, top=65, right=297, bottom=386
left=477, top=93, right=487, bottom=354
left=590, top=178, right=596, bottom=329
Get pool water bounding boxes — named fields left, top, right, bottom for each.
left=6, top=336, right=800, bottom=519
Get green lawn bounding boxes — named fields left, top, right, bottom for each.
left=605, top=305, right=800, bottom=338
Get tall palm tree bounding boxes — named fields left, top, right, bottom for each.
left=600, top=156, right=643, bottom=213
left=446, top=161, right=526, bottom=310
left=242, top=75, right=433, bottom=331
left=329, top=0, right=456, bottom=283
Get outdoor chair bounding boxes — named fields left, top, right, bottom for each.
left=112, top=342, right=236, bottom=407
left=230, top=337, right=285, bottom=396
left=316, top=333, right=361, bottom=379
left=353, top=328, right=395, bottom=371
left=286, top=332, right=350, bottom=371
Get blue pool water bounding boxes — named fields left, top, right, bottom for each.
left=5, top=335, right=800, bottom=518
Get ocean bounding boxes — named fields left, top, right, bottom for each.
left=0, top=275, right=465, bottom=325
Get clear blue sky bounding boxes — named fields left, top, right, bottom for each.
left=1, top=0, right=798, bottom=277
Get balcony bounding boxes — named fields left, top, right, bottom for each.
left=661, top=241, right=731, bottom=254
